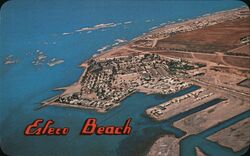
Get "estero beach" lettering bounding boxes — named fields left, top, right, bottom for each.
left=24, top=118, right=132, bottom=136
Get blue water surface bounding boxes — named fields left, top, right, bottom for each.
left=0, top=0, right=247, bottom=155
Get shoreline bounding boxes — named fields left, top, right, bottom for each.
left=129, top=5, right=248, bottom=49
left=41, top=6, right=249, bottom=112
left=78, top=6, right=248, bottom=64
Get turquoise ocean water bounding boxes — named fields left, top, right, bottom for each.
left=0, top=0, right=248, bottom=155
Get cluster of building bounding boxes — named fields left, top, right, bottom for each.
left=147, top=88, right=215, bottom=117
left=56, top=94, right=118, bottom=112
left=141, top=77, right=191, bottom=94
left=53, top=54, right=196, bottom=112
left=194, top=92, right=214, bottom=102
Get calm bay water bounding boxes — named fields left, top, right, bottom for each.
left=0, top=0, right=247, bottom=155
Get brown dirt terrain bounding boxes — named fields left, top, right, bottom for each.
left=151, top=50, right=250, bottom=69
left=223, top=55, right=250, bottom=68
left=193, top=53, right=223, bottom=64
left=144, top=8, right=250, bottom=156
left=173, top=93, right=250, bottom=135
left=208, top=117, right=250, bottom=152
left=227, top=44, right=250, bottom=56
left=155, top=17, right=250, bottom=54
left=153, top=51, right=193, bottom=58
